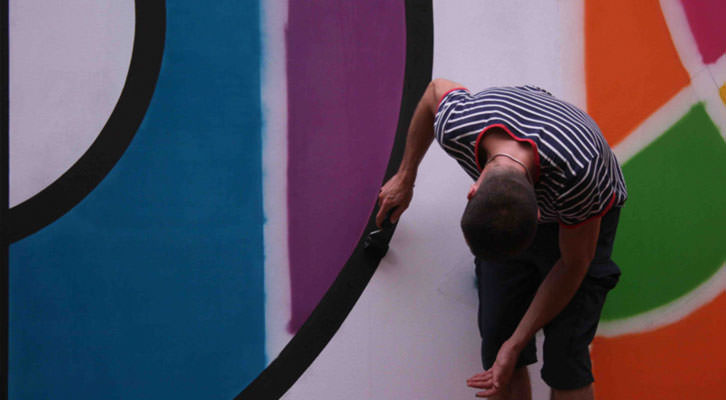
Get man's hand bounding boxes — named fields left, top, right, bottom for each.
left=376, top=173, right=414, bottom=227
left=467, top=341, right=521, bottom=398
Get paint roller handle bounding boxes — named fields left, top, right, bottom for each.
left=364, top=208, right=397, bottom=258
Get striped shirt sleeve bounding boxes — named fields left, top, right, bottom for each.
left=433, top=88, right=482, bottom=179
left=557, top=155, right=617, bottom=227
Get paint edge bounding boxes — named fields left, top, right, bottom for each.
left=597, top=263, right=726, bottom=337
left=659, top=0, right=705, bottom=79
left=612, top=85, right=698, bottom=163
left=237, top=1, right=432, bottom=397
left=660, top=0, right=726, bottom=139
left=6, top=0, right=166, bottom=243
left=693, top=66, right=726, bottom=140
left=261, top=0, right=293, bottom=364
left=1, top=0, right=8, bottom=397
left=557, top=0, right=586, bottom=110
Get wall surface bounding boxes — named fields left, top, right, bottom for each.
left=5, top=0, right=725, bottom=399
left=8, top=1, right=265, bottom=399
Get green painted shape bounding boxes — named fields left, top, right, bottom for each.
left=602, top=104, right=726, bottom=321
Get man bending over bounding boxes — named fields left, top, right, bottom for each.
left=377, top=79, right=627, bottom=400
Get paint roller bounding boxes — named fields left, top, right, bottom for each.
left=363, top=208, right=396, bottom=258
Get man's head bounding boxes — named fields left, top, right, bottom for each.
left=461, top=166, right=538, bottom=262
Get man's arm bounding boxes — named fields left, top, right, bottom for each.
left=471, top=217, right=601, bottom=397
left=509, top=217, right=601, bottom=348
left=375, top=78, right=463, bottom=227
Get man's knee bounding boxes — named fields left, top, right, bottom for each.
left=551, top=384, right=594, bottom=400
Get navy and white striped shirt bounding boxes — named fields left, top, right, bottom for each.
left=434, top=85, right=627, bottom=226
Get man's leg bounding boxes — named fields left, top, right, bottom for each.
left=550, top=384, right=593, bottom=400
left=540, top=274, right=617, bottom=397
left=473, top=257, right=539, bottom=398
left=538, top=209, right=622, bottom=396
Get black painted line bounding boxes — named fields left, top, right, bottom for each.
left=236, top=1, right=433, bottom=398
left=7, top=0, right=166, bottom=243
left=1, top=0, right=8, bottom=397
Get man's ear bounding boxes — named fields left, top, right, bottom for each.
left=467, top=184, right=477, bottom=200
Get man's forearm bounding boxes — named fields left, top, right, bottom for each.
left=377, top=78, right=463, bottom=227
left=508, top=257, right=589, bottom=350
left=396, top=82, right=438, bottom=184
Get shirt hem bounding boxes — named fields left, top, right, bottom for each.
left=558, top=192, right=617, bottom=229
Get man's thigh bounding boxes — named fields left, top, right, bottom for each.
left=536, top=208, right=622, bottom=389
left=541, top=272, right=618, bottom=390
left=475, top=257, right=540, bottom=370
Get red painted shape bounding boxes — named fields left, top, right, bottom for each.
left=681, top=0, right=726, bottom=64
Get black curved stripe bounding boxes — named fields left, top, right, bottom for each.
left=7, top=0, right=166, bottom=243
left=236, top=1, right=433, bottom=399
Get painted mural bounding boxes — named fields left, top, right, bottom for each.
left=8, top=1, right=265, bottom=399
left=5, top=1, right=725, bottom=400
left=587, top=0, right=726, bottom=398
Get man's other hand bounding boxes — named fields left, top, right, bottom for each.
left=466, top=341, right=521, bottom=398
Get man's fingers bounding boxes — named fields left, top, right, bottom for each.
left=466, top=371, right=492, bottom=383
left=390, top=205, right=405, bottom=224
left=466, top=375, right=492, bottom=383
left=468, top=372, right=487, bottom=380
left=466, top=378, right=493, bottom=389
left=467, top=377, right=493, bottom=385
left=466, top=372, right=493, bottom=390
left=466, top=372, right=491, bottom=382
left=375, top=203, right=388, bottom=228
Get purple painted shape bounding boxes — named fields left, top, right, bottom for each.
left=680, top=0, right=726, bottom=64
left=286, top=1, right=406, bottom=332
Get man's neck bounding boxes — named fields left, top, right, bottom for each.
left=479, top=128, right=536, bottom=180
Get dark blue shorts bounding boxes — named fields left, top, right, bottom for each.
left=475, top=207, right=621, bottom=390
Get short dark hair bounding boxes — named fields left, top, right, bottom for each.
left=461, top=168, right=538, bottom=262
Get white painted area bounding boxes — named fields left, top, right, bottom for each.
left=598, top=264, right=726, bottom=337
left=692, top=68, right=726, bottom=138
left=262, top=0, right=293, bottom=363
left=9, top=0, right=135, bottom=207
left=557, top=0, right=587, bottom=110
left=709, top=53, right=726, bottom=86
left=284, top=2, right=585, bottom=398
left=660, top=0, right=706, bottom=79
left=597, top=1, right=726, bottom=339
left=432, top=0, right=582, bottom=103
left=612, top=85, right=698, bottom=163
left=285, top=147, right=482, bottom=400
left=708, top=54, right=726, bottom=137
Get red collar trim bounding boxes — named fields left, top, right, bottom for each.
left=473, top=123, right=540, bottom=182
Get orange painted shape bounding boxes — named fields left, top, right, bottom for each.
left=591, top=292, right=726, bottom=399
left=720, top=84, right=726, bottom=105
left=586, top=0, right=690, bottom=146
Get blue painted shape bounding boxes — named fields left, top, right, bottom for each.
left=9, top=1, right=265, bottom=399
